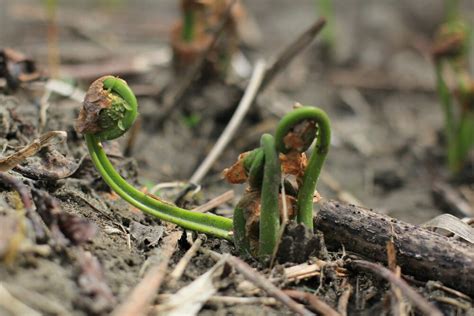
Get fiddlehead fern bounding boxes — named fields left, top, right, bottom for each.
left=79, top=77, right=332, bottom=260
left=226, top=106, right=330, bottom=257
left=274, top=106, right=331, bottom=230
left=77, top=76, right=233, bottom=239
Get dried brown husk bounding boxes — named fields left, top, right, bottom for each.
left=75, top=76, right=114, bottom=135
left=280, top=151, right=308, bottom=179
left=283, top=119, right=317, bottom=152
left=239, top=190, right=297, bottom=255
left=222, top=152, right=249, bottom=184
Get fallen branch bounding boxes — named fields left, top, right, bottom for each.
left=314, top=200, right=474, bottom=296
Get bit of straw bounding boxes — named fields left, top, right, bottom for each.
left=189, top=59, right=266, bottom=184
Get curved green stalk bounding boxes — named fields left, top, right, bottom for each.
left=258, top=134, right=281, bottom=258
left=246, top=148, right=264, bottom=189
left=82, top=77, right=232, bottom=239
left=275, top=106, right=331, bottom=230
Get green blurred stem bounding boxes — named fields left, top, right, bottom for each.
left=317, top=0, right=335, bottom=49
left=435, top=63, right=460, bottom=172
left=445, top=0, right=460, bottom=23
left=182, top=10, right=195, bottom=42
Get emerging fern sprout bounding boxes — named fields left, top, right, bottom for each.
left=275, top=107, right=331, bottom=229
left=432, top=17, right=474, bottom=173
left=76, top=76, right=233, bottom=239
left=170, top=0, right=242, bottom=77
left=78, top=77, right=332, bottom=261
left=171, top=1, right=210, bottom=75
left=224, top=106, right=331, bottom=259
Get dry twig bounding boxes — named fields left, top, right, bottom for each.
left=349, top=260, right=442, bottom=316
left=169, top=234, right=205, bottom=285
left=226, top=255, right=313, bottom=316
left=112, top=230, right=181, bottom=316
left=0, top=283, right=41, bottom=316
left=284, top=289, right=341, bottom=316
left=432, top=181, right=474, bottom=217
left=157, top=293, right=278, bottom=306
left=337, top=282, right=352, bottom=316
left=191, top=190, right=234, bottom=213
left=0, top=131, right=66, bottom=172
left=189, top=59, right=266, bottom=184
left=260, top=18, right=326, bottom=91
left=3, top=283, right=69, bottom=315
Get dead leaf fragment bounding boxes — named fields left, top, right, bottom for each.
left=280, top=151, right=308, bottom=179
left=222, top=152, right=249, bottom=184
left=156, top=256, right=228, bottom=316
left=129, top=221, right=163, bottom=249
left=14, top=150, right=84, bottom=180
left=76, top=75, right=123, bottom=135
left=282, top=119, right=317, bottom=152
left=31, top=188, right=96, bottom=246
left=423, top=214, right=474, bottom=244
left=0, top=130, right=67, bottom=172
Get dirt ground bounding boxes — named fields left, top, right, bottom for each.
left=0, top=1, right=473, bottom=315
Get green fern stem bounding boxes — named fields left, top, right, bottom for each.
left=275, top=106, right=331, bottom=230
left=82, top=77, right=232, bottom=239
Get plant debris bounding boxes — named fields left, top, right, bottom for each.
left=76, top=250, right=116, bottom=314
left=0, top=48, right=41, bottom=91
left=31, top=188, right=97, bottom=246
left=0, top=131, right=67, bottom=172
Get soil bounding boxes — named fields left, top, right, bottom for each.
left=0, top=1, right=473, bottom=315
